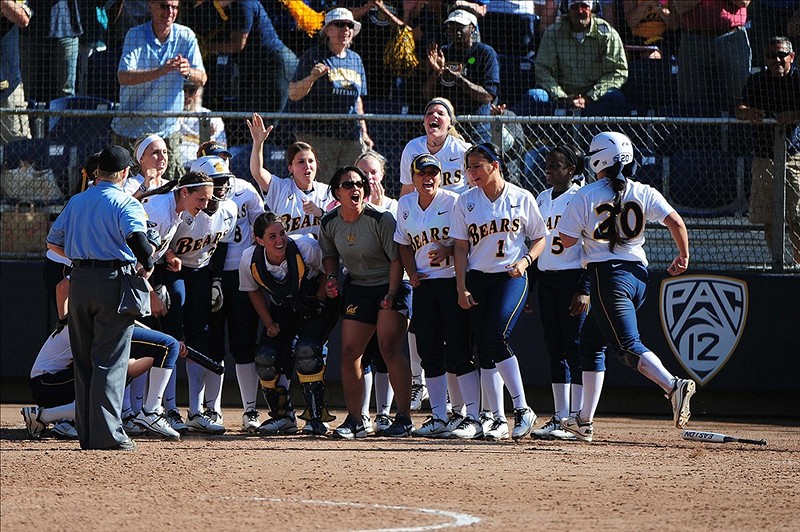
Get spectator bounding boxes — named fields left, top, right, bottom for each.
left=19, top=0, right=83, bottom=102
left=1, top=0, right=31, bottom=145
left=623, top=0, right=679, bottom=58
left=424, top=8, right=500, bottom=142
left=673, top=0, right=751, bottom=114
left=205, top=0, right=298, bottom=115
left=176, top=84, right=227, bottom=171
left=288, top=7, right=373, bottom=183
left=736, top=36, right=800, bottom=264
left=522, top=0, right=629, bottom=116
left=111, top=0, right=206, bottom=181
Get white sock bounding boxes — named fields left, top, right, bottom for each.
left=570, top=384, right=584, bottom=417
left=446, top=372, right=465, bottom=415
left=130, top=372, right=147, bottom=414
left=581, top=371, right=605, bottom=422
left=637, top=351, right=676, bottom=393
left=362, top=368, right=374, bottom=418
left=552, top=383, right=570, bottom=420
left=426, top=375, right=449, bottom=421
left=164, top=368, right=178, bottom=412
left=186, top=360, right=206, bottom=416
left=457, top=370, right=481, bottom=420
left=480, top=367, right=506, bottom=421
left=39, top=402, right=75, bottom=424
left=235, top=363, right=259, bottom=412
left=205, top=364, right=224, bottom=413
left=408, top=332, right=425, bottom=385
left=143, top=367, right=172, bottom=413
left=374, top=371, right=394, bottom=415
left=495, top=357, right=528, bottom=410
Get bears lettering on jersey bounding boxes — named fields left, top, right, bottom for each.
left=545, top=215, right=562, bottom=231
left=173, top=231, right=227, bottom=255
left=281, top=212, right=320, bottom=233
left=467, top=218, right=521, bottom=246
left=407, top=226, right=450, bottom=252
left=441, top=170, right=463, bottom=187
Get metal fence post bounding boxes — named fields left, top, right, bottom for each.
left=199, top=115, right=212, bottom=146
left=771, top=125, right=787, bottom=272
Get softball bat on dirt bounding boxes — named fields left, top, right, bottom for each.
left=134, top=320, right=224, bottom=375
left=682, top=430, right=766, bottom=446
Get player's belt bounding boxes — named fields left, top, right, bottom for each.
left=73, top=259, right=130, bottom=268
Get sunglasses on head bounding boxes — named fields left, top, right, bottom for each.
left=765, top=51, right=791, bottom=59
left=339, top=180, right=366, bottom=190
left=331, top=21, right=355, bottom=29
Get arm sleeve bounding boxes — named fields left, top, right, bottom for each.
left=211, top=242, right=228, bottom=277
left=127, top=231, right=154, bottom=270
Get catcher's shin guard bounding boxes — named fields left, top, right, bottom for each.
left=298, top=378, right=335, bottom=423
left=261, top=383, right=292, bottom=418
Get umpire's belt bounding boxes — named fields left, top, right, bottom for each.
left=73, top=259, right=130, bottom=268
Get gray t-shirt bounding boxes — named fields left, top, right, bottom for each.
left=319, top=203, right=398, bottom=286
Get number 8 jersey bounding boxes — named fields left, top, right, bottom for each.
left=450, top=182, right=547, bottom=273
left=558, top=178, right=675, bottom=267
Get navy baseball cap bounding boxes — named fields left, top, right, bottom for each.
left=97, top=145, right=134, bottom=172
left=198, top=142, right=232, bottom=159
left=411, top=154, right=442, bottom=174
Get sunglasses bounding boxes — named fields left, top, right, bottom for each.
left=331, top=21, right=355, bottom=29
left=339, top=180, right=366, bottom=190
left=765, top=51, right=791, bottom=59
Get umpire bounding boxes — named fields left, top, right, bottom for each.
left=47, top=145, right=154, bottom=451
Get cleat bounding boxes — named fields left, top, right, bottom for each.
left=50, top=419, right=78, bottom=440
left=450, top=417, right=484, bottom=440
left=531, top=416, right=576, bottom=440
left=241, top=410, right=261, bottom=433
left=21, top=407, right=46, bottom=439
left=380, top=413, right=414, bottom=437
left=484, top=418, right=510, bottom=441
left=332, top=415, right=368, bottom=440
left=301, top=419, right=329, bottom=436
left=204, top=409, right=224, bottom=426
left=374, top=413, right=393, bottom=433
left=123, top=413, right=146, bottom=436
left=479, top=411, right=495, bottom=435
left=410, top=383, right=429, bottom=411
left=445, top=412, right=465, bottom=434
left=362, top=415, right=374, bottom=435
left=166, top=409, right=189, bottom=434
left=560, top=415, right=594, bottom=442
left=257, top=414, right=298, bottom=435
left=511, top=407, right=536, bottom=440
left=669, top=378, right=696, bottom=429
left=412, top=417, right=450, bottom=438
left=134, top=409, right=180, bottom=440
left=186, top=412, right=226, bottom=435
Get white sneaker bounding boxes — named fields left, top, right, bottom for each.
left=410, top=383, right=429, bottom=411
left=122, top=413, right=146, bottom=436
left=531, top=416, right=576, bottom=440
left=186, top=412, right=226, bottom=435
left=479, top=411, right=494, bottom=435
left=21, top=406, right=46, bottom=439
left=204, top=409, right=224, bottom=426
left=374, top=413, right=393, bottom=433
left=301, top=419, right=330, bottom=435
left=166, top=409, right=189, bottom=434
left=50, top=419, right=78, bottom=440
left=445, top=412, right=465, bottom=433
left=450, top=417, right=484, bottom=440
left=669, top=378, right=696, bottom=429
left=412, top=417, right=451, bottom=438
left=257, top=415, right=298, bottom=435
left=511, top=407, right=536, bottom=440
left=362, top=415, right=374, bottom=435
left=484, top=418, right=510, bottom=441
left=134, top=409, right=180, bottom=440
left=241, top=410, right=261, bottom=433
left=561, top=414, right=594, bottom=442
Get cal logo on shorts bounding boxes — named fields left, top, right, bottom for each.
left=659, top=275, right=748, bottom=386
left=345, top=304, right=358, bottom=315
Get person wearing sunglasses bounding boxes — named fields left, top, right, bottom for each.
left=736, top=36, right=800, bottom=264
left=450, top=143, right=548, bottom=441
left=319, top=166, right=414, bottom=439
left=288, top=8, right=373, bottom=184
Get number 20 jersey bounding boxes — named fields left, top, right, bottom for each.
left=558, top=178, right=675, bottom=267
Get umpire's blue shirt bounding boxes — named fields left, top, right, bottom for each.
left=47, top=180, right=147, bottom=262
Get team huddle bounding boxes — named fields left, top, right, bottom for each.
left=22, top=97, right=696, bottom=449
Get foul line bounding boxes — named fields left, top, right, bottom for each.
left=221, top=496, right=481, bottom=531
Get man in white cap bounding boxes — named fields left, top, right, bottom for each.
left=521, top=0, right=629, bottom=116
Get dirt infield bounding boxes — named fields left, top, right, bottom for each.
left=1, top=404, right=797, bottom=531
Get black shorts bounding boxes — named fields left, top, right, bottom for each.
left=341, top=280, right=412, bottom=325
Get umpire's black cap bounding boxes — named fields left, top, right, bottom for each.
left=97, top=145, right=134, bottom=172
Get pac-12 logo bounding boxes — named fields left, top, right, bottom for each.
left=659, top=275, right=748, bottom=386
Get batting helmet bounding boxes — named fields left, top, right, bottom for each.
left=587, top=132, right=634, bottom=176
left=190, top=155, right=233, bottom=200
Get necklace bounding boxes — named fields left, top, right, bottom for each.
left=427, top=137, right=445, bottom=149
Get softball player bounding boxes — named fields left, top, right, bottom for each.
left=123, top=134, right=170, bottom=199
left=400, top=97, right=471, bottom=197
left=395, top=154, right=481, bottom=439
left=161, top=162, right=237, bottom=435
left=247, top=113, right=330, bottom=236
left=530, top=145, right=589, bottom=441
left=451, top=143, right=548, bottom=440
left=557, top=131, right=695, bottom=442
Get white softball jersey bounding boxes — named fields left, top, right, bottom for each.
left=558, top=178, right=675, bottom=267
left=225, top=177, right=266, bottom=271
left=122, top=173, right=161, bottom=196
left=30, top=325, right=72, bottom=378
left=450, top=182, right=548, bottom=273
left=536, top=183, right=585, bottom=271
left=262, top=176, right=330, bottom=237
left=400, top=135, right=471, bottom=194
left=142, top=192, right=183, bottom=263
left=239, top=234, right=324, bottom=296
left=394, top=189, right=459, bottom=279
left=170, top=198, right=238, bottom=269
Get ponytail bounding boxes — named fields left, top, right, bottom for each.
left=604, top=160, right=636, bottom=253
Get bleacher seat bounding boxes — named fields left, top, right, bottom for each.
left=48, top=96, right=114, bottom=137
left=622, top=57, right=677, bottom=113
left=0, top=138, right=76, bottom=204
left=498, top=54, right=535, bottom=108
left=664, top=149, right=749, bottom=216
left=84, top=47, right=122, bottom=103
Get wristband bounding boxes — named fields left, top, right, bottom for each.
left=523, top=254, right=532, bottom=266
left=139, top=183, right=148, bottom=193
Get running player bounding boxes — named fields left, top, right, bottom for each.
left=557, top=131, right=696, bottom=442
